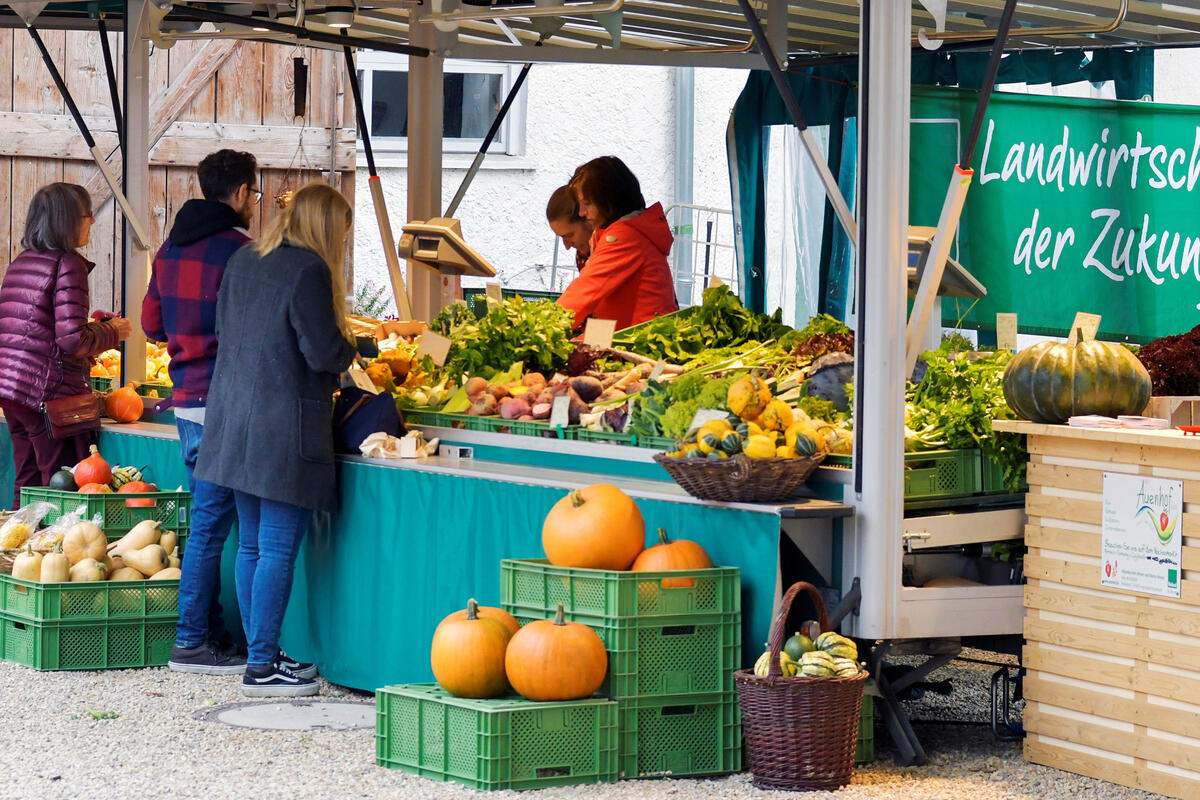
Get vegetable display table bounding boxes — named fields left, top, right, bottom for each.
left=0, top=420, right=850, bottom=693
left=993, top=420, right=1200, bottom=800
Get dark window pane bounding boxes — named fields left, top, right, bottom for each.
left=372, top=70, right=409, bottom=137
left=366, top=68, right=503, bottom=141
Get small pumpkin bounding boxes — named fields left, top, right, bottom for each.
left=78, top=483, right=113, bottom=494
left=630, top=528, right=713, bottom=588
left=105, top=384, right=143, bottom=423
left=1002, top=333, right=1152, bottom=424
left=726, top=375, right=772, bottom=421
left=542, top=484, right=644, bottom=571
left=758, top=399, right=795, bottom=432
left=504, top=603, right=607, bottom=701
left=74, top=445, right=112, bottom=487
left=431, top=598, right=512, bottom=699
left=118, top=480, right=159, bottom=508
left=62, top=521, right=107, bottom=565
left=437, top=602, right=521, bottom=639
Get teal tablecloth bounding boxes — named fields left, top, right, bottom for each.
left=2, top=424, right=782, bottom=692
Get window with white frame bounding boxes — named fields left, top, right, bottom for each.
left=355, top=53, right=527, bottom=155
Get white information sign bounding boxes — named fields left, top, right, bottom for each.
left=1101, top=472, right=1183, bottom=598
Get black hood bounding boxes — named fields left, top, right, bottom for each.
left=167, top=199, right=247, bottom=247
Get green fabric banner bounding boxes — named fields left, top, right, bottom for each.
left=912, top=86, right=1200, bottom=342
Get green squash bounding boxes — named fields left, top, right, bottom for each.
left=1002, top=336, right=1151, bottom=424
left=719, top=431, right=743, bottom=455
left=793, top=433, right=820, bottom=458
left=47, top=469, right=76, bottom=491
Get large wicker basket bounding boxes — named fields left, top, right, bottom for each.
left=653, top=452, right=825, bottom=503
left=734, top=581, right=868, bottom=792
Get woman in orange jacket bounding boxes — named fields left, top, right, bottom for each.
left=555, top=157, right=678, bottom=331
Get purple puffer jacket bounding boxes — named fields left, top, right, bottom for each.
left=0, top=249, right=122, bottom=410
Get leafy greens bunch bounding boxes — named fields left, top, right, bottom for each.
left=430, top=297, right=576, bottom=379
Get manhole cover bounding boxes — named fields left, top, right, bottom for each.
left=194, top=700, right=373, bottom=731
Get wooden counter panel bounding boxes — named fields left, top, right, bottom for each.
left=1027, top=525, right=1200, bottom=571
left=1027, top=435, right=1200, bottom=473
left=1026, top=738, right=1200, bottom=800
left=1027, top=460, right=1200, bottom=499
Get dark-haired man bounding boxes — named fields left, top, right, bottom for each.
left=142, top=149, right=271, bottom=675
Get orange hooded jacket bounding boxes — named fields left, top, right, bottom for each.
left=556, top=202, right=679, bottom=331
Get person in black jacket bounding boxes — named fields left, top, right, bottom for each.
left=195, top=182, right=357, bottom=697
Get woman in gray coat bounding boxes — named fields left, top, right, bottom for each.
left=196, top=183, right=356, bottom=697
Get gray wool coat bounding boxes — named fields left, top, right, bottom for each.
left=195, top=242, right=356, bottom=512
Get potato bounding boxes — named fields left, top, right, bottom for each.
left=518, top=415, right=534, bottom=421
left=467, top=394, right=498, bottom=416
left=500, top=398, right=532, bottom=420
left=523, top=372, right=547, bottom=388
left=486, top=384, right=510, bottom=401
left=571, top=376, right=604, bottom=402
left=464, top=376, right=488, bottom=397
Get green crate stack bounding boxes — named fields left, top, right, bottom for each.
left=375, top=683, right=617, bottom=791
left=575, top=430, right=635, bottom=447
left=0, top=613, right=177, bottom=670
left=0, top=574, right=179, bottom=622
left=981, top=454, right=1028, bottom=494
left=20, top=486, right=190, bottom=535
left=825, top=449, right=986, bottom=500
left=857, top=694, right=875, bottom=764
left=500, top=558, right=742, bottom=779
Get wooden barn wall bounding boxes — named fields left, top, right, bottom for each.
left=0, top=30, right=357, bottom=313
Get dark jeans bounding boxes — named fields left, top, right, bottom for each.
left=233, top=490, right=311, bottom=666
left=0, top=399, right=92, bottom=510
left=175, top=417, right=238, bottom=650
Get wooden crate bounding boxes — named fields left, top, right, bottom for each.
left=1142, top=396, right=1200, bottom=428
left=994, top=421, right=1200, bottom=799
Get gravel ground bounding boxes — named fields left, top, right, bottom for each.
left=0, top=649, right=1170, bottom=800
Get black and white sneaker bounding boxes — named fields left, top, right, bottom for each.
left=242, top=662, right=319, bottom=698
left=168, top=642, right=247, bottom=676
left=276, top=650, right=318, bottom=680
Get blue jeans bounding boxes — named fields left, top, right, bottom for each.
left=233, top=491, right=311, bottom=666
left=175, top=418, right=238, bottom=650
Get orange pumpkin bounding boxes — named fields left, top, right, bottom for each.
left=430, top=598, right=512, bottom=699
left=542, top=484, right=644, bottom=570
left=105, top=384, right=143, bottom=423
left=438, top=602, right=520, bottom=639
left=630, top=528, right=713, bottom=588
left=118, top=481, right=159, bottom=508
left=505, top=603, right=607, bottom=702
left=77, top=483, right=113, bottom=494
left=74, top=445, right=112, bottom=487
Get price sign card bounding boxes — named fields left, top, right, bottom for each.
left=709, top=274, right=726, bottom=289
left=995, top=313, right=1018, bottom=352
left=347, top=365, right=380, bottom=395
left=1101, top=472, right=1183, bottom=598
left=549, top=395, right=571, bottom=429
left=485, top=282, right=503, bottom=303
left=416, top=330, right=452, bottom=367
left=689, top=408, right=729, bottom=432
left=583, top=318, right=616, bottom=349
left=1067, top=312, right=1102, bottom=346
left=649, top=361, right=667, bottom=381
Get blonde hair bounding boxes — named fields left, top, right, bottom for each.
left=255, top=182, right=354, bottom=340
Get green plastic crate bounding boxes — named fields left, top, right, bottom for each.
left=0, top=573, right=179, bottom=622
left=856, top=693, right=875, bottom=764
left=133, top=382, right=172, bottom=398
left=20, top=487, right=190, bottom=533
left=825, top=449, right=987, bottom=501
left=981, top=455, right=1028, bottom=494
left=501, top=559, right=740, bottom=622
left=0, top=611, right=177, bottom=670
left=90, top=376, right=113, bottom=393
left=375, top=684, right=617, bottom=791
left=635, top=435, right=676, bottom=451
left=616, top=692, right=741, bottom=778
left=574, top=429, right=634, bottom=447
left=514, top=612, right=740, bottom=700
left=404, top=410, right=474, bottom=429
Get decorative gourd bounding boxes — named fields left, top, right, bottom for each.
left=12, top=545, right=43, bottom=582
left=726, top=376, right=772, bottom=421
left=630, top=528, right=713, bottom=588
left=431, top=598, right=512, bottom=698
left=542, top=484, right=644, bottom=570
left=105, top=384, right=143, bottom=423
left=438, top=602, right=521, bottom=639
left=504, top=604, right=607, bottom=701
left=47, top=469, right=76, bottom=491
left=63, top=522, right=107, bottom=565
left=1002, top=334, right=1152, bottom=424
left=109, top=465, right=145, bottom=490
left=758, top=399, right=795, bottom=432
left=785, top=421, right=825, bottom=457
left=718, top=431, right=743, bottom=455
left=118, top=481, right=158, bottom=508
left=73, top=446, right=112, bottom=488
left=39, top=544, right=70, bottom=583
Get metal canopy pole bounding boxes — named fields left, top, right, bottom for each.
left=343, top=44, right=413, bottom=321
left=903, top=0, right=1019, bottom=376
left=95, top=13, right=123, bottom=143
left=24, top=20, right=152, bottom=251
left=732, top=0, right=856, bottom=244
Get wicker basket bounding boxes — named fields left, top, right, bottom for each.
left=653, top=452, right=825, bottom=503
left=734, top=581, right=868, bottom=792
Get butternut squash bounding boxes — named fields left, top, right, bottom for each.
left=108, top=567, right=145, bottom=581
left=167, top=547, right=181, bottom=570
left=102, top=554, right=126, bottom=573
left=122, top=544, right=169, bottom=577
left=69, top=558, right=107, bottom=582
left=149, top=567, right=181, bottom=580
left=158, top=531, right=177, bottom=561
left=107, top=520, right=163, bottom=556
left=39, top=544, right=70, bottom=583
left=12, top=545, right=42, bottom=582
left=63, top=522, right=106, bottom=566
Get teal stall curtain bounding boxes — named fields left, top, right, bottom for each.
left=727, top=48, right=1155, bottom=315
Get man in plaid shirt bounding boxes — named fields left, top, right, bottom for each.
left=143, top=149, right=258, bottom=676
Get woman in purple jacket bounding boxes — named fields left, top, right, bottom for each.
left=0, top=183, right=131, bottom=505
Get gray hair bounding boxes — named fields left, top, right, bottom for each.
left=21, top=183, right=92, bottom=253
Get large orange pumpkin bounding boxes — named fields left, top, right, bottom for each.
left=542, top=484, right=644, bottom=570
left=438, top=602, right=521, bottom=639
left=505, top=604, right=607, bottom=701
left=105, top=384, right=143, bottom=423
left=630, top=528, right=713, bottom=588
left=430, top=598, right=512, bottom=699
left=73, top=446, right=112, bottom=488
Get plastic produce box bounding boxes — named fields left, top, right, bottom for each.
left=615, top=691, right=741, bottom=779
left=90, top=376, right=113, bottom=393
left=980, top=454, right=1028, bottom=494
left=0, top=610, right=177, bottom=670
left=857, top=693, right=875, bottom=764
left=903, top=449, right=982, bottom=499
left=375, top=684, right=617, bottom=791
left=574, top=430, right=635, bottom=447
left=0, top=573, right=179, bottom=622
left=19, top=487, right=190, bottom=534
left=501, top=559, right=740, bottom=622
